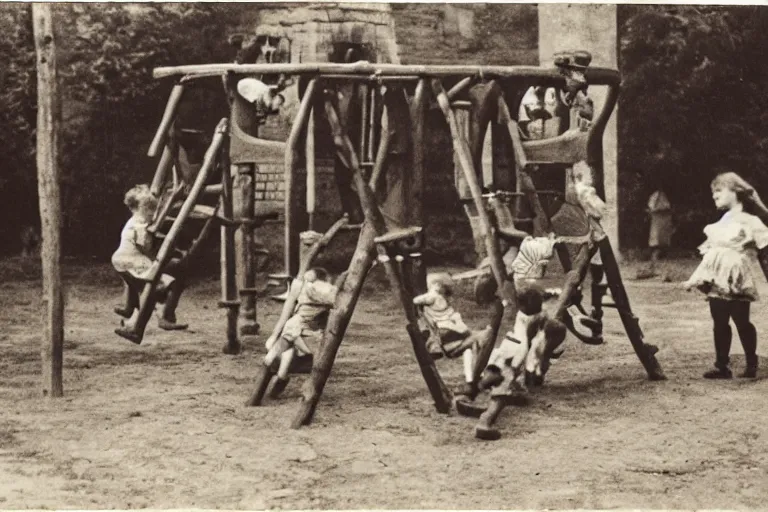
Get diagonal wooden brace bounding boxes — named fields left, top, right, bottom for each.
left=432, top=79, right=512, bottom=383
left=597, top=235, right=665, bottom=381
left=292, top=92, right=449, bottom=428
left=375, top=227, right=453, bottom=413
left=116, top=118, right=229, bottom=345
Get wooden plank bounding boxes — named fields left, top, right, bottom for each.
left=33, top=3, right=64, bottom=398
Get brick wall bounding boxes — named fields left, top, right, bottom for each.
left=240, top=4, right=540, bottom=262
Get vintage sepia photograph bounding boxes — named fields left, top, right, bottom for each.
left=1, top=1, right=767, bottom=509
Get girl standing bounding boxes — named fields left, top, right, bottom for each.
left=683, top=172, right=768, bottom=379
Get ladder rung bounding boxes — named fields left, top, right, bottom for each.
left=164, top=204, right=217, bottom=223
left=374, top=226, right=423, bottom=244
left=451, top=100, right=472, bottom=109
left=218, top=300, right=241, bottom=309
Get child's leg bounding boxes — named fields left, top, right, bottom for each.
left=277, top=348, right=295, bottom=380
left=462, top=349, right=474, bottom=383
left=157, top=278, right=188, bottom=331
left=114, top=282, right=136, bottom=317
left=122, top=308, right=140, bottom=329
left=731, top=300, right=758, bottom=377
left=705, top=298, right=733, bottom=378
left=268, top=347, right=296, bottom=398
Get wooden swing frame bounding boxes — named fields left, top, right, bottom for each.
left=141, top=61, right=665, bottom=427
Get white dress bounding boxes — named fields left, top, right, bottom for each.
left=685, top=210, right=768, bottom=301
left=111, top=216, right=173, bottom=286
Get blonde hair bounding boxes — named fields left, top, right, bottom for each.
left=123, top=184, right=155, bottom=213
left=427, top=272, right=455, bottom=297
left=711, top=172, right=768, bottom=214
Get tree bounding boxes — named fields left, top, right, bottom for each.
left=0, top=3, right=250, bottom=256
left=619, top=5, right=768, bottom=249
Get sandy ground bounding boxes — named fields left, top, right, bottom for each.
left=1, top=256, right=767, bottom=510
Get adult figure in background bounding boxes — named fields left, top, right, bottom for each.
left=648, top=188, right=673, bottom=264
left=637, top=187, right=673, bottom=279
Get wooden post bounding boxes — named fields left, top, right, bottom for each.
left=597, top=236, right=666, bottom=381
left=374, top=235, right=453, bottom=414
left=285, top=78, right=318, bottom=277
left=219, top=132, right=240, bottom=355
left=148, top=84, right=185, bottom=158
left=33, top=3, right=64, bottom=398
left=149, top=144, right=175, bottom=197
left=306, top=108, right=316, bottom=231
left=409, top=79, right=427, bottom=226
left=432, top=80, right=514, bottom=304
left=292, top=95, right=395, bottom=428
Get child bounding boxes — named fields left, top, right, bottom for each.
left=475, top=285, right=567, bottom=440
left=683, top=172, right=768, bottom=379
left=266, top=267, right=341, bottom=396
left=647, top=188, right=673, bottom=263
left=413, top=272, right=493, bottom=398
left=112, top=184, right=185, bottom=338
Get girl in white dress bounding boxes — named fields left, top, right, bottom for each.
left=112, top=184, right=181, bottom=335
left=683, top=172, right=768, bottom=378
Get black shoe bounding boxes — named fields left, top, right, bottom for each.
left=290, top=353, right=314, bottom=374
left=740, top=356, right=758, bottom=379
left=703, top=366, right=732, bottom=379
left=114, top=306, right=134, bottom=318
left=739, top=367, right=758, bottom=379
left=114, top=327, right=142, bottom=345
left=269, top=377, right=290, bottom=398
left=158, top=318, right=189, bottom=331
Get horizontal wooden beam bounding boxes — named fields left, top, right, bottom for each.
left=153, top=62, right=621, bottom=86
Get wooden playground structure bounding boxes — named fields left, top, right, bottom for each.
left=121, top=55, right=665, bottom=428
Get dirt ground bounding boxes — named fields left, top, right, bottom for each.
left=1, top=256, right=767, bottom=510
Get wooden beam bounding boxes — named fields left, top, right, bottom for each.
left=219, top=131, right=240, bottom=355
left=409, top=79, right=427, bottom=226
left=33, top=3, right=64, bottom=398
left=148, top=84, right=185, bottom=157
left=285, top=78, right=318, bottom=276
left=431, top=80, right=512, bottom=304
left=153, top=62, right=623, bottom=87
left=306, top=107, right=316, bottom=230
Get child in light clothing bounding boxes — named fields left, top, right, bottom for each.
left=266, top=267, right=341, bottom=395
left=683, top=172, right=768, bottom=379
left=475, top=285, right=567, bottom=440
left=111, top=184, right=180, bottom=334
left=414, top=272, right=493, bottom=398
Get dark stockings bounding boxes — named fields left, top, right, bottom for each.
left=709, top=298, right=757, bottom=367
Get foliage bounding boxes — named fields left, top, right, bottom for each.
left=619, top=5, right=768, bottom=248
left=0, top=5, right=37, bottom=249
left=0, top=3, right=248, bottom=256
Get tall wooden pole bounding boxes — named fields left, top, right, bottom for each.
left=33, top=3, right=64, bottom=398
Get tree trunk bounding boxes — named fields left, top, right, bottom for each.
left=33, top=3, right=64, bottom=398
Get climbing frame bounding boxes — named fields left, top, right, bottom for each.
left=147, top=60, right=665, bottom=427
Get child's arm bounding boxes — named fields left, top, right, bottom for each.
left=413, top=291, right=437, bottom=306
left=133, top=223, right=153, bottom=255
left=748, top=216, right=768, bottom=278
